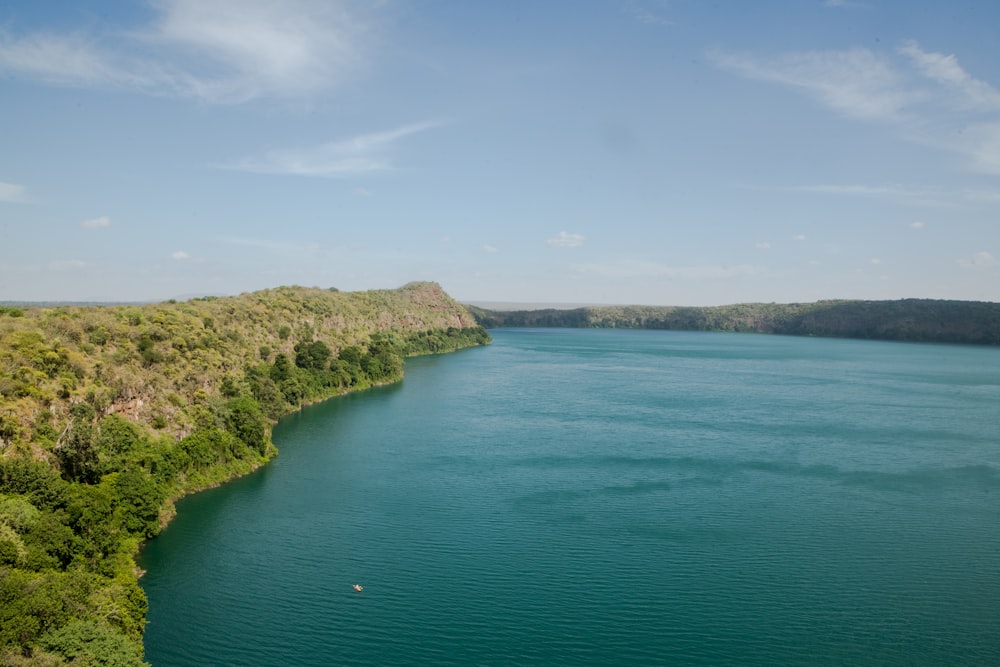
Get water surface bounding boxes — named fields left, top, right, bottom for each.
left=141, top=329, right=1000, bottom=665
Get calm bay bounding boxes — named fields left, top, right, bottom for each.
left=140, top=329, right=1000, bottom=665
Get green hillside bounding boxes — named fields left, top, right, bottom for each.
left=469, top=298, right=1000, bottom=345
left=0, top=282, right=489, bottom=665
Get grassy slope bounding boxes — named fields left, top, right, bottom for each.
left=0, top=282, right=489, bottom=665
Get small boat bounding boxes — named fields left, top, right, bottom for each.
left=353, top=584, right=364, bottom=592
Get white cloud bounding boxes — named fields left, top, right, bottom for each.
left=0, top=181, right=26, bottom=203
left=822, top=0, right=871, bottom=8
left=899, top=41, right=1000, bottom=112
left=48, top=259, right=87, bottom=271
left=958, top=251, right=997, bottom=269
left=0, top=0, right=372, bottom=103
left=575, top=259, right=763, bottom=280
left=961, top=188, right=1000, bottom=202
left=717, top=42, right=1000, bottom=176
left=793, top=234, right=807, bottom=241
left=789, top=184, right=906, bottom=196
left=170, top=250, right=191, bottom=260
left=482, top=244, right=499, bottom=253
left=547, top=231, right=586, bottom=248
left=710, top=47, right=923, bottom=122
left=754, top=241, right=771, bottom=249
left=627, top=1, right=674, bottom=26
left=219, top=121, right=441, bottom=177
left=910, top=221, right=925, bottom=229
left=81, top=215, right=111, bottom=229
left=953, top=122, right=1000, bottom=175
left=354, top=187, right=373, bottom=197
left=218, top=236, right=329, bottom=256
left=869, top=258, right=882, bottom=265
left=753, top=182, right=949, bottom=207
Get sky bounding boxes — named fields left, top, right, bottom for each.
left=1, top=0, right=999, bottom=306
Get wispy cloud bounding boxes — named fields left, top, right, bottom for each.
left=547, top=231, right=586, bottom=248
left=786, top=184, right=911, bottom=196
left=742, top=182, right=949, bottom=206
left=951, top=122, right=1000, bottom=175
left=745, top=182, right=1000, bottom=207
left=170, top=250, right=191, bottom=260
left=899, top=41, right=1000, bottom=112
left=626, top=1, right=674, bottom=26
left=0, top=0, right=372, bottom=103
left=822, top=0, right=870, bottom=8
left=714, top=42, right=1000, bottom=175
left=0, top=181, right=26, bottom=203
left=754, top=241, right=771, bottom=250
left=575, top=259, right=763, bottom=280
left=482, top=244, right=499, bottom=253
left=48, top=259, right=88, bottom=271
left=81, top=215, right=111, bottom=229
left=910, top=221, right=925, bottom=229
left=710, top=47, right=921, bottom=122
left=958, top=251, right=997, bottom=269
left=219, top=121, right=442, bottom=177
left=218, top=235, right=328, bottom=255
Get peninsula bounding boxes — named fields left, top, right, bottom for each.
left=0, top=282, right=489, bottom=666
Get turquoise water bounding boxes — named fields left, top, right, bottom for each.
left=140, top=329, right=1000, bottom=665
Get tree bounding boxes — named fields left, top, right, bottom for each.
left=96, top=415, right=143, bottom=457
left=294, top=340, right=331, bottom=370
left=113, top=469, right=165, bottom=538
left=270, top=354, right=292, bottom=383
left=39, top=620, right=148, bottom=667
left=225, top=397, right=268, bottom=455
left=58, top=404, right=100, bottom=484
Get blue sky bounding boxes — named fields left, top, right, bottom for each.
left=2, top=1, right=998, bottom=305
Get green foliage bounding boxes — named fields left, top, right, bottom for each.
left=113, top=469, right=165, bottom=538
left=23, top=511, right=77, bottom=571
left=96, top=415, right=143, bottom=459
left=58, top=406, right=100, bottom=484
left=65, top=481, right=119, bottom=573
left=294, top=339, right=332, bottom=370
left=39, top=620, right=148, bottom=667
left=224, top=397, right=268, bottom=455
left=0, top=282, right=489, bottom=659
left=0, top=522, right=27, bottom=566
left=0, top=459, right=67, bottom=511
left=403, top=326, right=491, bottom=355
left=270, top=353, right=292, bottom=382
left=0, top=569, right=96, bottom=650
left=0, top=494, right=41, bottom=531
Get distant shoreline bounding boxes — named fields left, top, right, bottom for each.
left=468, top=298, right=1000, bottom=346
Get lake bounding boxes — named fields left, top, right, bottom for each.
left=140, top=329, right=1000, bottom=665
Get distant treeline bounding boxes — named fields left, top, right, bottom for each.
left=468, top=299, right=1000, bottom=345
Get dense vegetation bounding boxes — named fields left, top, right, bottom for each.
left=0, top=282, right=489, bottom=665
left=469, top=299, right=1000, bottom=345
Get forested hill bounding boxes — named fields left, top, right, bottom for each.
left=0, top=282, right=489, bottom=666
left=469, top=299, right=1000, bottom=345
